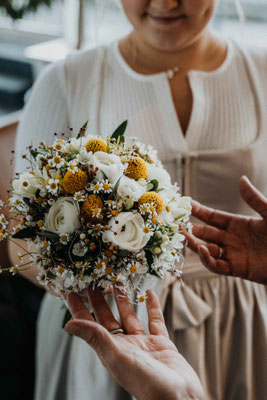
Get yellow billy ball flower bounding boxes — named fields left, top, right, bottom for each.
left=85, top=137, right=107, bottom=153
left=81, top=194, right=104, bottom=220
left=62, top=169, right=88, bottom=194
left=125, top=156, right=148, bottom=180
left=138, top=192, right=164, bottom=215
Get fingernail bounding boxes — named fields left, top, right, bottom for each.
left=65, top=323, right=81, bottom=337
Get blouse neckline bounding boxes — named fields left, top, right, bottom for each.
left=111, top=37, right=234, bottom=82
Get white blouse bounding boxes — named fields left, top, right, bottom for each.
left=15, top=39, right=259, bottom=174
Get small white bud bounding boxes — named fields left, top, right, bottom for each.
left=153, top=247, right=162, bottom=254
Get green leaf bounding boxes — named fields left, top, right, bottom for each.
left=37, top=231, right=59, bottom=241
left=149, top=179, right=159, bottom=191
left=117, top=250, right=129, bottom=257
left=30, top=149, right=40, bottom=159
left=107, top=176, right=122, bottom=200
left=62, top=309, right=72, bottom=329
left=111, top=120, right=128, bottom=144
left=12, top=228, right=36, bottom=239
left=145, top=249, right=161, bottom=278
left=77, top=120, right=89, bottom=139
left=145, top=250, right=154, bottom=268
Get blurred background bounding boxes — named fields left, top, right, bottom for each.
left=0, top=1, right=266, bottom=399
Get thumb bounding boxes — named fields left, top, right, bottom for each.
left=65, top=319, right=113, bottom=354
left=239, top=176, right=267, bottom=221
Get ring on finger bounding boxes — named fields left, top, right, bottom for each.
left=218, top=246, right=224, bottom=259
left=109, top=328, right=124, bottom=334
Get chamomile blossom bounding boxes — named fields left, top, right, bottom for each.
left=52, top=139, right=65, bottom=152
left=0, top=214, right=8, bottom=228
left=48, top=155, right=65, bottom=169
left=74, top=191, right=87, bottom=202
left=46, top=178, right=60, bottom=195
left=92, top=182, right=102, bottom=194
left=0, top=200, right=4, bottom=209
left=59, top=234, right=70, bottom=245
left=101, top=179, right=112, bottom=193
left=10, top=265, right=19, bottom=275
left=36, top=272, right=48, bottom=285
left=126, top=261, right=147, bottom=277
left=67, top=160, right=79, bottom=174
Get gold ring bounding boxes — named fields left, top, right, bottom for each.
left=110, top=328, right=124, bottom=334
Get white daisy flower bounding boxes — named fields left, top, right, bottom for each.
left=67, top=160, right=79, bottom=174
left=136, top=291, right=147, bottom=304
left=0, top=214, right=7, bottom=227
left=59, top=234, right=70, bottom=245
left=92, top=182, right=103, bottom=194
left=56, top=265, right=67, bottom=276
left=74, top=191, right=87, bottom=202
left=139, top=202, right=150, bottom=215
left=48, top=155, right=65, bottom=169
left=0, top=200, right=4, bottom=209
left=142, top=222, right=154, bottom=239
left=91, top=207, right=102, bottom=219
left=10, top=265, right=19, bottom=275
left=101, top=179, right=112, bottom=193
left=52, top=139, right=65, bottom=152
left=36, top=272, right=49, bottom=285
left=46, top=178, right=60, bottom=195
left=126, top=261, right=147, bottom=277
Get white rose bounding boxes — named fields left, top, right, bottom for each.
left=102, top=212, right=149, bottom=252
left=116, top=176, right=147, bottom=201
left=93, top=152, right=125, bottom=184
left=172, top=196, right=192, bottom=220
left=45, top=197, right=81, bottom=234
left=161, top=196, right=191, bottom=225
left=12, top=172, right=45, bottom=198
left=147, top=164, right=171, bottom=189
left=65, top=137, right=88, bottom=153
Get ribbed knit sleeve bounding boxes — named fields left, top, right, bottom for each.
left=14, top=60, right=69, bottom=174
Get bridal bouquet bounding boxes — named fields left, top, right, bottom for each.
left=0, top=121, right=191, bottom=303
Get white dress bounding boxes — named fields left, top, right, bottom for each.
left=14, top=39, right=267, bottom=400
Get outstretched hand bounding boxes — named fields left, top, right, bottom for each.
left=185, top=176, right=267, bottom=284
left=65, top=287, right=204, bottom=400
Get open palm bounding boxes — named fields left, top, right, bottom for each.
left=65, top=288, right=204, bottom=400
left=185, top=176, right=267, bottom=284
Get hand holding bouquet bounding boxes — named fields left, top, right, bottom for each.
left=0, top=121, right=191, bottom=303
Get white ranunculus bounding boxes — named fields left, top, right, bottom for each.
left=116, top=176, right=147, bottom=201
left=45, top=197, right=81, bottom=234
left=12, top=172, right=45, bottom=198
left=102, top=212, right=149, bottom=252
left=93, top=152, right=125, bottom=184
left=64, top=137, right=88, bottom=153
left=147, top=164, right=171, bottom=189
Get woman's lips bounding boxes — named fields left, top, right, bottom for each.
left=146, top=14, right=186, bottom=25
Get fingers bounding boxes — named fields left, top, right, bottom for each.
left=239, top=176, right=267, bottom=221
left=192, top=224, right=226, bottom=245
left=198, top=245, right=232, bottom=276
left=184, top=231, right=221, bottom=258
left=114, top=286, right=145, bottom=335
left=191, top=200, right=232, bottom=229
left=65, top=319, right=113, bottom=355
left=146, top=290, right=169, bottom=337
left=87, top=287, right=121, bottom=332
left=67, top=292, right=95, bottom=321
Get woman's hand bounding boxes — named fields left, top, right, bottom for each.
left=65, top=287, right=204, bottom=400
left=185, top=176, right=267, bottom=284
